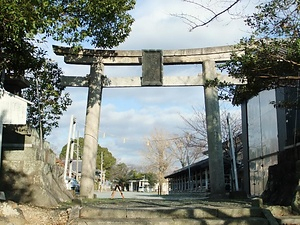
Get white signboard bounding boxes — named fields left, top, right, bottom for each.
left=0, top=90, right=31, bottom=125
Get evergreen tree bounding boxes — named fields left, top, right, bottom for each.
left=217, top=0, right=300, bottom=104
left=60, top=137, right=117, bottom=179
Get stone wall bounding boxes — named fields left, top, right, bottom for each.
left=262, top=146, right=300, bottom=210
left=2, top=125, right=56, bottom=164
left=0, top=125, right=72, bottom=207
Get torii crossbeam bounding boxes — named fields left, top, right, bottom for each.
left=53, top=45, right=243, bottom=198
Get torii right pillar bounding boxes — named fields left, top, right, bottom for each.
left=203, top=60, right=225, bottom=196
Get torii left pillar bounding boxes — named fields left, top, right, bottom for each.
left=80, top=63, right=103, bottom=198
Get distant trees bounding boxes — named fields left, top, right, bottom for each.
left=110, top=163, right=130, bottom=190
left=109, top=164, right=158, bottom=191
left=60, top=137, right=116, bottom=179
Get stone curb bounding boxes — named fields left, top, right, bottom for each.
left=262, top=209, right=279, bottom=225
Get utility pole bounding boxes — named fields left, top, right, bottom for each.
left=227, top=113, right=239, bottom=191
left=63, top=115, right=76, bottom=182
left=100, top=151, right=103, bottom=192
left=35, top=78, right=43, bottom=151
left=76, top=132, right=79, bottom=180
left=187, top=149, right=191, bottom=191
left=68, top=119, right=76, bottom=178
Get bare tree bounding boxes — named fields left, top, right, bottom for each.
left=144, top=129, right=175, bottom=195
left=179, top=106, right=242, bottom=153
left=220, top=110, right=242, bottom=144
left=172, top=0, right=252, bottom=31
left=169, top=133, right=205, bottom=168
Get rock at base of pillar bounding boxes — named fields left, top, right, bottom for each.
left=0, top=191, right=6, bottom=200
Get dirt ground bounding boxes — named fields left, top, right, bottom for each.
left=0, top=202, right=69, bottom=225
left=19, top=204, right=69, bottom=225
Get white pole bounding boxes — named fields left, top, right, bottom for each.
left=187, top=151, right=191, bottom=191
left=68, top=118, right=76, bottom=178
left=0, top=122, right=3, bottom=170
left=227, top=113, right=239, bottom=191
left=205, top=168, right=209, bottom=190
left=35, top=79, right=43, bottom=151
left=63, top=115, right=74, bottom=182
left=100, top=151, right=103, bottom=192
left=76, top=131, right=79, bottom=180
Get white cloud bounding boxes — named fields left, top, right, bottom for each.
left=116, top=0, right=252, bottom=50
left=46, top=0, right=252, bottom=165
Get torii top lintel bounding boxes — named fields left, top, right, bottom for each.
left=52, top=45, right=235, bottom=66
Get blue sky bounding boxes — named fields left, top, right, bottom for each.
left=46, top=0, right=254, bottom=166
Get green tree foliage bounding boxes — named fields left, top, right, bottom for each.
left=110, top=163, right=130, bottom=189
left=1, top=0, right=135, bottom=136
left=127, top=169, right=158, bottom=187
left=1, top=0, right=45, bottom=75
left=22, top=53, right=72, bottom=137
left=60, top=137, right=116, bottom=178
left=218, top=0, right=300, bottom=104
left=128, top=169, right=144, bottom=180
left=109, top=164, right=158, bottom=189
left=1, top=0, right=135, bottom=73
left=48, top=0, right=136, bottom=48
left=127, top=170, right=158, bottom=187
left=144, top=172, right=158, bottom=187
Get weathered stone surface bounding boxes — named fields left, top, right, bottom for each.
left=0, top=192, right=5, bottom=201
left=1, top=126, right=72, bottom=207
left=1, top=160, right=72, bottom=207
left=70, top=203, right=270, bottom=225
left=262, top=151, right=299, bottom=206
left=0, top=201, right=27, bottom=225
left=69, top=217, right=269, bottom=225
left=292, top=187, right=300, bottom=213
left=53, top=45, right=237, bottom=65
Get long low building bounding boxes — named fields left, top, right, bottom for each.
left=165, top=156, right=241, bottom=193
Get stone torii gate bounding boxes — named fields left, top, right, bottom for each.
left=53, top=45, right=242, bottom=198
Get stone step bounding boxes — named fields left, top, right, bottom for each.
left=69, top=217, right=269, bottom=225
left=276, top=215, right=300, bottom=225
left=79, top=207, right=264, bottom=219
